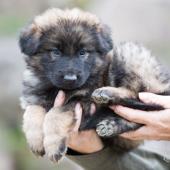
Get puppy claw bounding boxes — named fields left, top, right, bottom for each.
left=31, top=147, right=45, bottom=157
left=49, top=152, right=63, bottom=163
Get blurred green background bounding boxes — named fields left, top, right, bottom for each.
left=0, top=0, right=170, bottom=170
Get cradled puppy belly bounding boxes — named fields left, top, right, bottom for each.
left=80, top=107, right=141, bottom=136
left=82, top=96, right=165, bottom=138
left=81, top=107, right=142, bottom=150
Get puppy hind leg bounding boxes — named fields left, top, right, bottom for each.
left=80, top=107, right=140, bottom=137
left=96, top=116, right=141, bottom=138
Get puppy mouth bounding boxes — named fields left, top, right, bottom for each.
left=51, top=74, right=86, bottom=90
left=64, top=74, right=77, bottom=81
left=62, top=74, right=79, bottom=89
left=59, top=80, right=84, bottom=90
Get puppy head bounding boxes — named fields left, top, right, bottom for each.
left=19, top=8, right=113, bottom=90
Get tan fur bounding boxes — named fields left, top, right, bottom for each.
left=21, top=8, right=170, bottom=163
left=34, top=8, right=100, bottom=31
left=23, top=105, right=45, bottom=155
left=22, top=23, right=42, bottom=42
left=100, top=86, right=136, bottom=98
left=23, top=105, right=75, bottom=161
left=43, top=107, right=74, bottom=162
left=116, top=42, right=170, bottom=93
left=20, top=8, right=110, bottom=162
left=92, top=86, right=136, bottom=104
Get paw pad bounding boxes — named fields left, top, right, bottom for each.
left=96, top=119, right=117, bottom=137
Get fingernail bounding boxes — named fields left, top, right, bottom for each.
left=75, top=103, right=81, bottom=113
left=57, top=90, right=64, bottom=98
left=110, top=105, right=116, bottom=110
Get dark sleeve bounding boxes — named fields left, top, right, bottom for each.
left=67, top=147, right=116, bottom=170
left=67, top=147, right=170, bottom=170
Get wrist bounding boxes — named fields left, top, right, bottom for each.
left=68, top=140, right=104, bottom=154
left=67, top=144, right=104, bottom=155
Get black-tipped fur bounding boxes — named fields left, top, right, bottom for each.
left=20, top=9, right=170, bottom=154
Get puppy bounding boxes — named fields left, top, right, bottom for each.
left=20, top=8, right=112, bottom=162
left=19, top=8, right=170, bottom=162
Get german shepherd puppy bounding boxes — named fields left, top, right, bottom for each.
left=19, top=8, right=170, bottom=162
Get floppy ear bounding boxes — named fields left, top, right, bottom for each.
left=19, top=23, right=42, bottom=56
left=97, top=24, right=113, bottom=55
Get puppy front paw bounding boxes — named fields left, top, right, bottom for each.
left=43, top=107, right=74, bottom=163
left=92, top=87, right=135, bottom=105
left=23, top=105, right=46, bottom=156
left=30, top=142, right=45, bottom=156
left=92, top=88, right=111, bottom=104
left=44, top=137, right=67, bottom=162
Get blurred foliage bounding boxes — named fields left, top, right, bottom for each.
left=70, top=0, right=91, bottom=8
left=0, top=15, right=28, bottom=36
left=0, top=0, right=92, bottom=36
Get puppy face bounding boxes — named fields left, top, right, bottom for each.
left=19, top=8, right=112, bottom=90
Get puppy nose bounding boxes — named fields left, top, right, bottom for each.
left=64, top=74, right=77, bottom=81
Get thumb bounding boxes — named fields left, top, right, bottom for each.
left=139, top=92, right=170, bottom=109
left=54, top=90, right=65, bottom=107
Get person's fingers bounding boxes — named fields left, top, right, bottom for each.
left=120, top=131, right=139, bottom=140
left=139, top=92, right=170, bottom=109
left=119, top=127, right=148, bottom=140
left=90, top=103, right=96, bottom=115
left=120, top=126, right=160, bottom=140
left=120, top=126, right=147, bottom=140
left=73, top=103, right=82, bottom=132
left=110, top=105, right=153, bottom=124
left=54, top=90, right=65, bottom=107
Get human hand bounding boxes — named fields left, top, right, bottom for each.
left=54, top=90, right=104, bottom=154
left=110, top=92, right=170, bottom=140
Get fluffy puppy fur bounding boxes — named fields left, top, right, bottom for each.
left=19, top=8, right=170, bottom=162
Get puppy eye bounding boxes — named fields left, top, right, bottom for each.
left=51, top=48, right=61, bottom=56
left=79, top=49, right=87, bottom=56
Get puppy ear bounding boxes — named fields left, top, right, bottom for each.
left=19, top=23, right=42, bottom=56
left=97, top=24, right=113, bottom=55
